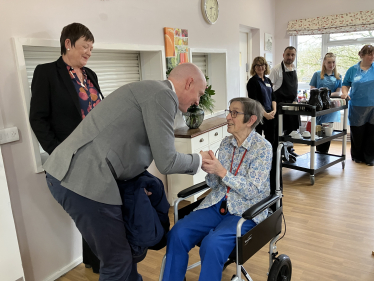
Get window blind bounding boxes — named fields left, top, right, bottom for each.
left=192, top=54, right=208, bottom=76
left=287, top=10, right=374, bottom=36
left=23, top=46, right=141, bottom=97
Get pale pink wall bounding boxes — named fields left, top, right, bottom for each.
left=274, top=0, right=374, bottom=63
left=0, top=0, right=275, bottom=280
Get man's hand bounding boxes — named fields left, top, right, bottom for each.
left=202, top=150, right=227, bottom=178
left=144, top=188, right=152, bottom=196
left=200, top=150, right=213, bottom=160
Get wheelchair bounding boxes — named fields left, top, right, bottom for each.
left=158, top=142, right=292, bottom=281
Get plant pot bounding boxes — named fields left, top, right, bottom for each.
left=182, top=105, right=204, bottom=129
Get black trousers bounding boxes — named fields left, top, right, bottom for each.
left=350, top=123, right=374, bottom=164
left=256, top=117, right=276, bottom=147
left=83, top=238, right=100, bottom=273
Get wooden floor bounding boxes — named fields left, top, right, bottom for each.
left=57, top=141, right=374, bottom=281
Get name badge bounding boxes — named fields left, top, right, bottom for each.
left=265, top=83, right=271, bottom=87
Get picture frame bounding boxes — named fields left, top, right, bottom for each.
left=264, top=33, right=273, bottom=52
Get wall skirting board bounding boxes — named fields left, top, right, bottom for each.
left=43, top=256, right=82, bottom=281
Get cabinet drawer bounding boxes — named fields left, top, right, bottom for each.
left=210, top=140, right=221, bottom=157
left=191, top=132, right=209, bottom=150
left=209, top=127, right=223, bottom=143
left=193, top=145, right=209, bottom=154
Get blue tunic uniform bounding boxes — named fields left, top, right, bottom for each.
left=309, top=71, right=342, bottom=124
left=342, top=62, right=374, bottom=126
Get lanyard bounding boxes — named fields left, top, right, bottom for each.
left=225, top=147, right=247, bottom=199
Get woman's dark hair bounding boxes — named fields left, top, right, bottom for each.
left=358, top=44, right=374, bottom=57
left=60, top=23, right=94, bottom=55
left=229, top=97, right=264, bottom=128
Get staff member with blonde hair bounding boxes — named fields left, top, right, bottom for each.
left=309, top=52, right=342, bottom=153
left=342, top=45, right=374, bottom=166
left=247, top=56, right=276, bottom=146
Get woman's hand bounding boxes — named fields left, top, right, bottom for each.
left=341, top=86, right=351, bottom=100
left=264, top=112, right=275, bottom=120
left=202, top=150, right=227, bottom=178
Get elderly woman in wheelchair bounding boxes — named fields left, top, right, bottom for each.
left=162, top=97, right=275, bottom=281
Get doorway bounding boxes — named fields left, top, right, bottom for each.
left=239, top=30, right=252, bottom=97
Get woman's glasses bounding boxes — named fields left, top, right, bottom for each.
left=225, top=109, right=245, bottom=118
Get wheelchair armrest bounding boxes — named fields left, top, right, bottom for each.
left=177, top=181, right=210, bottom=199
left=242, top=194, right=280, bottom=220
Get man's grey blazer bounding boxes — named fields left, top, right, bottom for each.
left=43, top=80, right=200, bottom=205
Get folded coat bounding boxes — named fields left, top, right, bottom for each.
left=117, top=171, right=170, bottom=262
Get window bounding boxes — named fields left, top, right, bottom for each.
left=295, top=31, right=374, bottom=88
left=297, top=35, right=322, bottom=88
left=192, top=53, right=208, bottom=76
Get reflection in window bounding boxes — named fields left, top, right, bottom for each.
left=297, top=35, right=322, bottom=83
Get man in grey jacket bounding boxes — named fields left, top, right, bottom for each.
left=43, top=63, right=209, bottom=281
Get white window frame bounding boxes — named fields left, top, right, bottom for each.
left=292, top=32, right=374, bottom=70
left=292, top=32, right=374, bottom=125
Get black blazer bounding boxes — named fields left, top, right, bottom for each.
left=29, top=56, right=103, bottom=154
left=246, top=75, right=276, bottom=111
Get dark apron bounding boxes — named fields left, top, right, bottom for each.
left=275, top=62, right=300, bottom=134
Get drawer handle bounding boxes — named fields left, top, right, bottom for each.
left=214, top=132, right=219, bottom=136
left=200, top=138, right=204, bottom=142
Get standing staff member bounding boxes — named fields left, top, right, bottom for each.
left=43, top=63, right=211, bottom=280
left=29, top=22, right=103, bottom=273
left=247, top=56, right=276, bottom=146
left=342, top=45, right=374, bottom=166
left=309, top=52, right=342, bottom=153
left=269, top=46, right=300, bottom=135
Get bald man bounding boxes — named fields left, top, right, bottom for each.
left=43, top=63, right=209, bottom=281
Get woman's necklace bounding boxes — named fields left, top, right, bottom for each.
left=75, top=70, right=85, bottom=88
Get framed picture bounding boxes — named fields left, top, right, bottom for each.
left=264, top=33, right=273, bottom=52
left=164, top=27, right=189, bottom=70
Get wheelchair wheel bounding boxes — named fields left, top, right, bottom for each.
left=267, top=254, right=292, bottom=281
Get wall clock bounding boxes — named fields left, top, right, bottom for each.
left=201, top=0, right=219, bottom=24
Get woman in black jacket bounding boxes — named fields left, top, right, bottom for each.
left=29, top=22, right=103, bottom=273
left=246, top=56, right=276, bottom=146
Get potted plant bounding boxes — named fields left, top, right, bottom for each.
left=166, top=68, right=216, bottom=129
